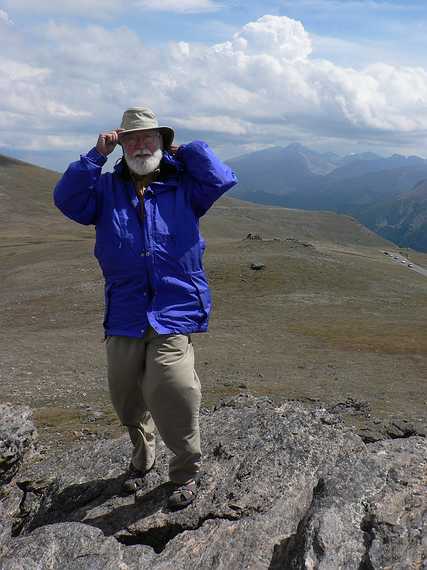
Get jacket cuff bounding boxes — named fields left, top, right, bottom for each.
left=175, top=141, right=204, bottom=163
left=85, top=147, right=108, bottom=166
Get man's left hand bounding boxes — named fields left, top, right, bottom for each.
left=169, top=144, right=181, bottom=156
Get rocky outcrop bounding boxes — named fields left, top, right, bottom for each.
left=0, top=395, right=425, bottom=569
left=0, top=404, right=37, bottom=558
left=0, top=404, right=37, bottom=486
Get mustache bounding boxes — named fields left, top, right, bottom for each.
left=132, top=150, right=152, bottom=158
left=125, top=148, right=163, bottom=176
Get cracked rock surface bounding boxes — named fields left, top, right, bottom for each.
left=0, top=404, right=37, bottom=486
left=0, top=394, right=425, bottom=569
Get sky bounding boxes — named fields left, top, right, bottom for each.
left=1, top=0, right=427, bottom=171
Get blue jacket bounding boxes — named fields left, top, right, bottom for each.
left=54, top=141, right=237, bottom=337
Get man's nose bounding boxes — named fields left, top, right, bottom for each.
left=134, top=138, right=147, bottom=149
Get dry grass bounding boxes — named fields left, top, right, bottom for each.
left=287, top=318, right=427, bottom=355
left=1, top=154, right=427, bottom=449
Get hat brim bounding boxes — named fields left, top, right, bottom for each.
left=118, top=126, right=174, bottom=148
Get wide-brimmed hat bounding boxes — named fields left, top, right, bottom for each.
left=118, top=107, right=174, bottom=148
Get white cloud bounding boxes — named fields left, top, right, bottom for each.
left=0, top=55, right=90, bottom=132
left=282, top=0, right=425, bottom=12
left=224, top=14, right=312, bottom=61
left=158, top=15, right=427, bottom=136
left=135, top=0, right=222, bottom=13
left=1, top=14, right=427, bottom=159
left=0, top=133, right=94, bottom=151
left=2, top=0, right=121, bottom=18
left=1, top=0, right=224, bottom=19
left=0, top=58, right=49, bottom=81
left=0, top=9, right=13, bottom=25
left=172, top=114, right=249, bottom=135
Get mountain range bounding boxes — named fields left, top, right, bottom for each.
left=228, top=144, right=427, bottom=252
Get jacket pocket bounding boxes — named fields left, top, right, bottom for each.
left=103, top=283, right=113, bottom=329
left=189, top=271, right=211, bottom=319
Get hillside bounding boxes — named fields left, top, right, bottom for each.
left=205, top=195, right=389, bottom=248
left=1, top=153, right=426, bottom=452
left=0, top=152, right=388, bottom=248
left=0, top=153, right=92, bottom=243
left=286, top=164, right=427, bottom=212
left=359, top=180, right=427, bottom=251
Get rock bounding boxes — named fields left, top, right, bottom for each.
left=342, top=415, right=427, bottom=444
left=250, top=262, right=265, bottom=270
left=386, top=419, right=418, bottom=439
left=91, top=411, right=105, bottom=420
left=0, top=522, right=154, bottom=569
left=0, top=484, right=24, bottom=556
left=87, top=411, right=105, bottom=423
left=0, top=396, right=425, bottom=569
left=276, top=437, right=426, bottom=570
left=0, top=404, right=37, bottom=485
left=356, top=426, right=385, bottom=444
left=328, top=398, right=371, bottom=416
left=285, top=238, right=314, bottom=248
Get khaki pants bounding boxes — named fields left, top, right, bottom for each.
left=106, top=328, right=202, bottom=484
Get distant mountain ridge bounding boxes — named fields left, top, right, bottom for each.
left=227, top=144, right=427, bottom=251
left=226, top=145, right=319, bottom=196
left=327, top=153, right=426, bottom=181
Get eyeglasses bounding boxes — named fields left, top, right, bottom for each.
left=121, top=131, right=161, bottom=146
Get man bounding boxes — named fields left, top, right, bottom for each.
left=54, top=107, right=237, bottom=509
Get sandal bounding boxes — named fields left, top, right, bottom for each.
left=167, top=480, right=197, bottom=510
left=122, top=461, right=155, bottom=494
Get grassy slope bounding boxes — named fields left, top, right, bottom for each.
left=1, top=155, right=426, bottom=448
left=0, top=154, right=93, bottom=242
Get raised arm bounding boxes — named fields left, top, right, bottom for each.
left=175, top=141, right=238, bottom=217
left=53, top=130, right=120, bottom=225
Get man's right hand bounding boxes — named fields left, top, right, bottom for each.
left=96, top=129, right=123, bottom=157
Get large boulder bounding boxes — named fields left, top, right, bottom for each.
left=0, top=395, right=425, bottom=569
left=272, top=437, right=426, bottom=569
left=0, top=484, right=24, bottom=558
left=0, top=403, right=37, bottom=556
left=0, top=404, right=37, bottom=485
left=0, top=522, right=154, bottom=569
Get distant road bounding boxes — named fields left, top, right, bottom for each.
left=383, top=251, right=427, bottom=277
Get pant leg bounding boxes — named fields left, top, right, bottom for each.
left=143, top=333, right=202, bottom=484
left=106, top=335, right=156, bottom=472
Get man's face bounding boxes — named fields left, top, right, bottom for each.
left=121, top=129, right=163, bottom=175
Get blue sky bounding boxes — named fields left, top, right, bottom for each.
left=1, top=0, right=426, bottom=171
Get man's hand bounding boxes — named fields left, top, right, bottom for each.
left=96, top=129, right=124, bottom=157
left=169, top=144, right=181, bottom=156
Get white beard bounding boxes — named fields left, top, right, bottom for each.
left=125, top=148, right=163, bottom=175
